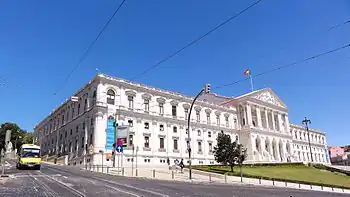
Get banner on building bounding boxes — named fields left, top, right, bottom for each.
left=105, top=119, right=115, bottom=152
left=116, top=126, right=129, bottom=147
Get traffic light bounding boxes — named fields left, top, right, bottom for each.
left=204, top=84, right=211, bottom=94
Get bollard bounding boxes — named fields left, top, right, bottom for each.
left=122, top=168, right=125, bottom=176
left=299, top=183, right=300, bottom=188
left=310, top=185, right=312, bottom=189
left=285, top=182, right=287, bottom=187
left=332, top=187, right=334, bottom=191
left=172, top=171, right=174, bottom=179
left=272, top=179, right=275, bottom=186
left=259, top=178, right=261, bottom=184
left=102, top=165, right=104, bottom=173
left=107, top=166, right=110, bottom=174
left=342, top=188, right=344, bottom=192
left=153, top=169, right=156, bottom=178
left=321, top=186, right=323, bottom=190
left=136, top=169, right=138, bottom=177
left=209, top=173, right=211, bottom=182
left=224, top=173, right=227, bottom=183
left=97, top=165, right=99, bottom=172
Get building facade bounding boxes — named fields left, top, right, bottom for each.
left=34, top=74, right=330, bottom=167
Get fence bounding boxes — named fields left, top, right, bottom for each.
left=83, top=164, right=350, bottom=194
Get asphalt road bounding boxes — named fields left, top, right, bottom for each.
left=0, top=161, right=349, bottom=197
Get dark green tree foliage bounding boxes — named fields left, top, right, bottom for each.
left=0, top=122, right=37, bottom=152
left=213, top=131, right=248, bottom=172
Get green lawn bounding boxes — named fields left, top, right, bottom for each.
left=193, top=165, right=350, bottom=188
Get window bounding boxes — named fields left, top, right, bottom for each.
left=294, top=131, right=297, bottom=139
left=299, top=131, right=302, bottom=140
left=216, top=115, right=220, bottom=125
left=196, top=111, right=200, bottom=122
left=160, top=124, right=164, bottom=131
left=76, top=125, right=79, bottom=133
left=144, top=122, right=149, bottom=129
left=144, top=136, right=149, bottom=148
left=208, top=142, right=212, bottom=152
left=62, top=115, right=65, bottom=124
left=129, top=135, right=133, bottom=146
left=197, top=130, right=201, bottom=136
left=198, top=141, right=202, bottom=152
left=91, top=118, right=94, bottom=126
left=172, top=105, right=177, bottom=117
left=128, top=96, right=134, bottom=109
left=173, top=139, right=178, bottom=150
left=225, top=116, right=229, bottom=127
left=82, top=122, right=85, bottom=130
left=144, top=100, right=149, bottom=112
left=208, top=131, right=211, bottom=138
left=107, top=90, right=115, bottom=105
left=60, top=134, right=62, bottom=140
left=159, top=138, right=164, bottom=149
left=81, top=137, right=84, bottom=148
left=185, top=128, right=188, bottom=134
left=173, top=126, right=177, bottom=133
left=78, top=103, right=80, bottom=115
left=90, top=133, right=93, bottom=144
left=70, top=129, right=73, bottom=135
left=207, top=114, right=210, bottom=124
left=84, top=99, right=87, bottom=111
left=159, top=103, right=164, bottom=115
left=184, top=108, right=189, bottom=120
left=65, top=131, right=67, bottom=138
left=128, top=120, right=133, bottom=127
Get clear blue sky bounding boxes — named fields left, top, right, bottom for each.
left=0, top=0, right=349, bottom=145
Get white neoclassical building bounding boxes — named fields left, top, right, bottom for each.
left=34, top=74, right=330, bottom=167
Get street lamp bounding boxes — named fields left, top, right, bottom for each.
left=302, top=117, right=313, bottom=163
left=187, top=84, right=210, bottom=180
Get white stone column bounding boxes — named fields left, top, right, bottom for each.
left=260, top=138, right=266, bottom=161
left=250, top=136, right=256, bottom=161
left=264, top=109, right=269, bottom=130
left=278, top=113, right=283, bottom=132
left=284, top=115, right=290, bottom=134
left=282, top=141, right=287, bottom=162
left=256, top=106, right=262, bottom=128
left=246, top=104, right=253, bottom=126
left=93, top=112, right=107, bottom=165
left=271, top=111, right=276, bottom=131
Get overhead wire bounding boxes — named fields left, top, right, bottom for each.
left=53, top=0, right=127, bottom=96
left=130, top=0, right=264, bottom=81
left=212, top=43, right=350, bottom=90
left=328, top=19, right=350, bottom=31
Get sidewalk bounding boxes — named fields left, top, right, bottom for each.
left=82, top=165, right=350, bottom=194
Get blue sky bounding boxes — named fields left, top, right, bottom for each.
left=0, top=0, right=349, bottom=145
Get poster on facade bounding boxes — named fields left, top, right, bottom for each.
left=105, top=119, right=115, bottom=152
left=116, top=125, right=129, bottom=147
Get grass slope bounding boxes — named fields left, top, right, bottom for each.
left=193, top=165, right=350, bottom=188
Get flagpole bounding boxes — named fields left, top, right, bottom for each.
left=249, top=75, right=254, bottom=92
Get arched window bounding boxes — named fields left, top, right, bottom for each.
left=106, top=89, right=115, bottom=105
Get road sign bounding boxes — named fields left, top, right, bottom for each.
left=116, top=145, right=123, bottom=153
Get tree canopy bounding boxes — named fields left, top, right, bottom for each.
left=0, top=122, right=37, bottom=152
left=213, top=131, right=247, bottom=172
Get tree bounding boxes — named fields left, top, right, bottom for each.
left=236, top=143, right=248, bottom=181
left=0, top=122, right=37, bottom=152
left=213, top=131, right=248, bottom=173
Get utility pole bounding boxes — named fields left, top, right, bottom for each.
left=187, top=84, right=210, bottom=180
left=302, top=117, right=313, bottom=163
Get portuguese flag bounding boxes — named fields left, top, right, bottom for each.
left=244, top=69, right=251, bottom=76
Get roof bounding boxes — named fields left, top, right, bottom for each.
left=21, top=144, right=40, bottom=149
left=198, top=93, right=233, bottom=105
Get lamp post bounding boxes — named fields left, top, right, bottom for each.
left=302, top=117, right=313, bottom=163
left=187, top=84, right=210, bottom=180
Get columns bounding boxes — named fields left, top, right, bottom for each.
left=284, top=115, right=290, bottom=134
left=93, top=112, right=107, bottom=165
left=265, top=109, right=269, bottom=130
left=246, top=104, right=252, bottom=126
left=256, top=106, right=262, bottom=128
left=271, top=111, right=276, bottom=131
left=278, top=113, right=283, bottom=132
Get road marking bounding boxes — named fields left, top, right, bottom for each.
left=47, top=166, right=169, bottom=197
left=38, top=171, right=86, bottom=197
left=93, top=177, right=170, bottom=197
left=104, top=184, right=140, bottom=197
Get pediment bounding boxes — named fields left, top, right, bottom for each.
left=252, top=89, right=287, bottom=108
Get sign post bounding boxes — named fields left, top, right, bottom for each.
left=116, top=145, right=123, bottom=174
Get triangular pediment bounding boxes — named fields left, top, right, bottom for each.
left=252, top=88, right=287, bottom=108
